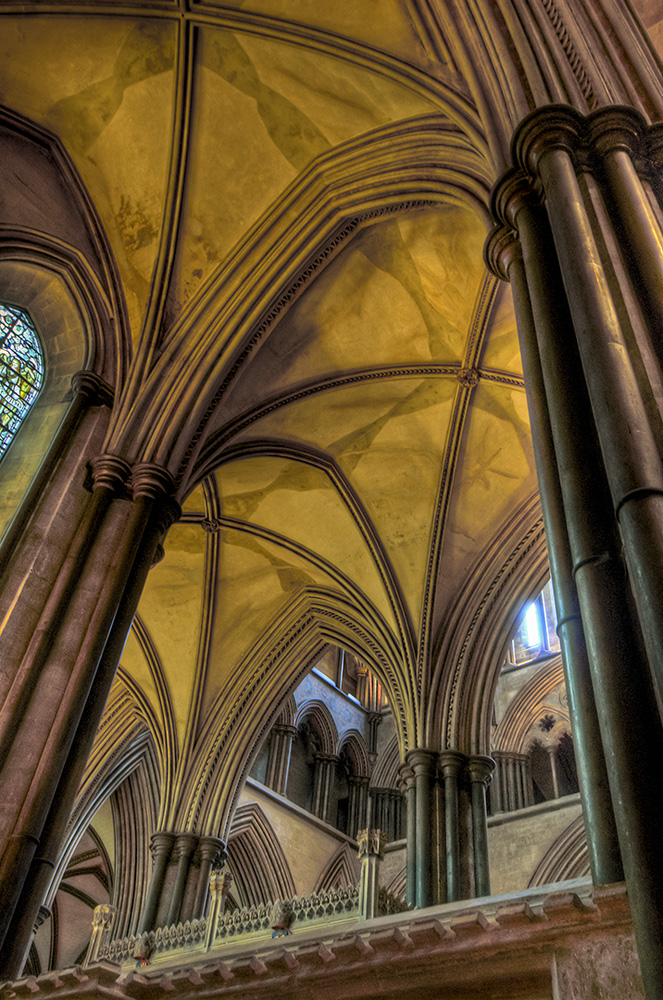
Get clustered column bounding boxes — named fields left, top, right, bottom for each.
left=486, top=103, right=663, bottom=1000
left=402, top=750, right=494, bottom=909
left=264, top=724, right=297, bottom=795
left=139, top=831, right=226, bottom=932
left=312, top=753, right=339, bottom=823
left=490, top=751, right=534, bottom=812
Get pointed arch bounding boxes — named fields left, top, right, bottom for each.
left=180, top=586, right=416, bottom=839
left=337, top=731, right=371, bottom=779
left=370, top=733, right=402, bottom=789
left=528, top=815, right=589, bottom=887
left=227, top=803, right=296, bottom=906
left=295, top=700, right=338, bottom=756
left=315, top=843, right=360, bottom=892
left=493, top=657, right=567, bottom=753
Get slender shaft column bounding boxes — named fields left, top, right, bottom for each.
left=166, top=833, right=198, bottom=927
left=192, top=838, right=225, bottom=921
left=588, top=108, right=663, bottom=361
left=357, top=829, right=385, bottom=920
left=139, top=832, right=175, bottom=933
left=518, top=110, right=663, bottom=719
left=547, top=746, right=560, bottom=799
left=486, top=216, right=622, bottom=884
left=490, top=754, right=503, bottom=814
left=438, top=751, right=464, bottom=903
left=312, top=754, right=338, bottom=823
left=505, top=754, right=517, bottom=811
left=507, top=112, right=663, bottom=998
left=515, top=754, right=526, bottom=810
left=400, top=765, right=416, bottom=908
left=204, top=868, right=233, bottom=951
left=466, top=756, right=494, bottom=898
left=406, top=749, right=436, bottom=909
left=265, top=725, right=296, bottom=794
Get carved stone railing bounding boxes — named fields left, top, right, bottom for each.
left=94, top=882, right=408, bottom=968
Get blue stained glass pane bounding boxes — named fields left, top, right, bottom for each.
left=0, top=303, right=44, bottom=460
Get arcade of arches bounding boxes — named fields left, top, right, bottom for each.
left=1, top=1, right=663, bottom=997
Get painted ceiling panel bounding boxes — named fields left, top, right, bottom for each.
left=214, top=456, right=397, bottom=629
left=435, top=382, right=535, bottom=613
left=0, top=17, right=176, bottom=343
left=199, top=527, right=341, bottom=720
left=119, top=629, right=162, bottom=733
left=164, top=28, right=298, bottom=323
left=203, top=0, right=438, bottom=76
left=232, top=377, right=457, bottom=628
left=125, top=521, right=206, bottom=742
left=477, top=282, right=522, bottom=375
left=218, top=206, right=486, bottom=423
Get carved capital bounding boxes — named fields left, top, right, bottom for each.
left=198, top=836, right=226, bottom=866
left=586, top=105, right=645, bottom=158
left=466, top=754, right=495, bottom=787
left=646, top=123, right=663, bottom=168
left=405, top=747, right=437, bottom=776
left=357, top=828, right=386, bottom=860
left=209, top=866, right=233, bottom=896
left=514, top=105, right=584, bottom=177
left=70, top=370, right=114, bottom=407
left=438, top=749, right=467, bottom=779
left=131, top=462, right=177, bottom=501
left=484, top=224, right=521, bottom=283
left=150, top=831, right=175, bottom=860
left=490, top=168, right=539, bottom=231
left=172, top=832, right=199, bottom=860
left=90, top=453, right=132, bottom=494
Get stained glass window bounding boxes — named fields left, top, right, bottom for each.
left=0, top=303, right=44, bottom=460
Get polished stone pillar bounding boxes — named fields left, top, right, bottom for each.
left=438, top=751, right=464, bottom=903
left=466, top=756, right=494, bottom=898
left=486, top=212, right=622, bottom=885
left=400, top=765, right=416, bottom=908
left=166, top=833, right=198, bottom=927
left=357, top=829, right=385, bottom=920
left=491, top=106, right=663, bottom=999
left=406, top=749, right=436, bottom=909
left=0, top=457, right=179, bottom=976
left=191, top=837, right=225, bottom=922
left=139, top=832, right=175, bottom=934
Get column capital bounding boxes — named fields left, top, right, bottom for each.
left=131, top=462, right=177, bottom=502
left=646, top=122, right=663, bottom=168
left=484, top=224, right=521, bottom=282
left=586, top=105, right=646, bottom=159
left=149, top=831, right=175, bottom=859
left=438, top=749, right=467, bottom=779
left=197, top=836, right=226, bottom=866
left=466, top=755, right=495, bottom=787
left=513, top=104, right=584, bottom=177
left=70, top=369, right=114, bottom=407
left=90, top=453, right=132, bottom=494
left=405, top=747, right=437, bottom=775
left=314, top=752, right=339, bottom=765
left=172, top=832, right=199, bottom=860
left=490, top=167, right=540, bottom=232
left=210, top=866, right=233, bottom=896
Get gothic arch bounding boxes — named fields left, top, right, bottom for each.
left=181, top=585, right=415, bottom=840
left=493, top=656, right=568, bottom=754
left=106, top=115, right=493, bottom=479
left=528, top=815, right=590, bottom=887
left=227, top=803, right=296, bottom=906
left=336, top=731, right=371, bottom=779
left=370, top=734, right=403, bottom=789
left=295, top=701, right=339, bottom=756
left=314, top=843, right=360, bottom=892
left=427, top=490, right=548, bottom=755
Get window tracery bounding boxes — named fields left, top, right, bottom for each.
left=0, top=303, right=44, bottom=459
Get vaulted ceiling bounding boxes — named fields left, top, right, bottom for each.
left=0, top=0, right=660, bottom=838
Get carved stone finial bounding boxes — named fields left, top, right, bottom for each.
left=357, top=828, right=386, bottom=860
left=91, top=903, right=116, bottom=930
